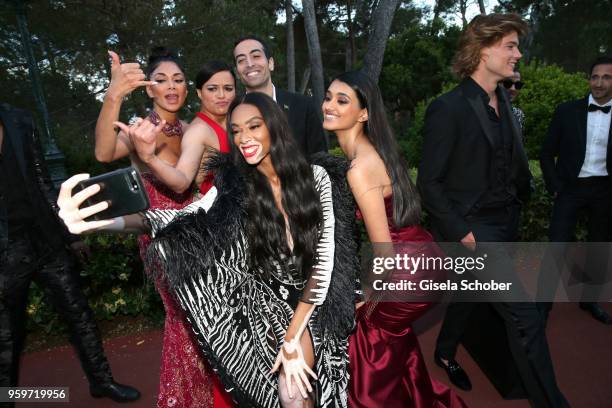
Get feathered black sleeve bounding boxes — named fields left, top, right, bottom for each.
left=145, top=153, right=247, bottom=289
left=310, top=153, right=360, bottom=338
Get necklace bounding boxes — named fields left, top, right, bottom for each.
left=148, top=111, right=183, bottom=137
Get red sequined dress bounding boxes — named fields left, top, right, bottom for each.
left=138, top=112, right=216, bottom=407
left=349, top=196, right=467, bottom=408
left=193, top=112, right=235, bottom=408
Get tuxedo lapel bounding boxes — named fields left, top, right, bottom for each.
left=275, top=89, right=291, bottom=113
left=465, top=89, right=496, bottom=147
left=577, top=97, right=588, bottom=153
left=499, top=86, right=529, bottom=178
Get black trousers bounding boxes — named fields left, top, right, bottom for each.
left=549, top=176, right=611, bottom=242
left=539, top=177, right=612, bottom=308
left=0, top=225, right=112, bottom=390
left=435, top=205, right=569, bottom=408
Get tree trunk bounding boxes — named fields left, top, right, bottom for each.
left=459, top=0, right=468, bottom=29
left=362, top=0, right=400, bottom=82
left=285, top=0, right=296, bottom=92
left=431, top=0, right=442, bottom=35
left=301, top=0, right=324, bottom=106
left=523, top=1, right=548, bottom=64
left=299, top=66, right=312, bottom=95
left=345, top=0, right=355, bottom=71
left=477, top=0, right=486, bottom=14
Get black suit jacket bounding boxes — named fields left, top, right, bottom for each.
left=275, top=88, right=328, bottom=157
left=417, top=78, right=532, bottom=242
left=539, top=97, right=612, bottom=194
left=0, top=103, right=76, bottom=253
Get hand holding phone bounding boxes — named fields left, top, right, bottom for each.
left=58, top=174, right=114, bottom=234
left=73, top=167, right=150, bottom=221
left=58, top=168, right=150, bottom=235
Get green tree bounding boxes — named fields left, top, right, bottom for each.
left=516, top=62, right=589, bottom=157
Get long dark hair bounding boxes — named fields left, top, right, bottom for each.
left=333, top=71, right=421, bottom=227
left=227, top=92, right=321, bottom=279
left=195, top=60, right=236, bottom=89
left=146, top=46, right=185, bottom=78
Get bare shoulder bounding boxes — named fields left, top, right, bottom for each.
left=348, top=148, right=389, bottom=196
left=183, top=119, right=217, bottom=147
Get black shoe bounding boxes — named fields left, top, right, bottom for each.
left=579, top=302, right=612, bottom=325
left=434, top=352, right=472, bottom=391
left=90, top=381, right=141, bottom=403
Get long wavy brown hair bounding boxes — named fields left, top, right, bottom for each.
left=452, top=13, right=528, bottom=79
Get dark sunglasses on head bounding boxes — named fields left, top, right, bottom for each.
left=502, top=79, right=524, bottom=90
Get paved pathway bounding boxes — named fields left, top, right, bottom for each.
left=17, top=302, right=612, bottom=407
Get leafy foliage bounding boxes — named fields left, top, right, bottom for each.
left=26, top=233, right=162, bottom=334
left=515, top=62, right=589, bottom=158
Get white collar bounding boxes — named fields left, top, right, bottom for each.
left=589, top=94, right=612, bottom=107
left=245, top=83, right=276, bottom=101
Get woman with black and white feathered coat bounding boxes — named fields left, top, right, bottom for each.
left=57, top=92, right=359, bottom=408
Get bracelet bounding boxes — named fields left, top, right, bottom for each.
left=104, top=216, right=126, bottom=231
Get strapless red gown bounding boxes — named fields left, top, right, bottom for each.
left=349, top=196, right=467, bottom=407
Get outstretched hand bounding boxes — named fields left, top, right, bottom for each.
left=114, top=118, right=164, bottom=164
left=57, top=174, right=114, bottom=234
left=270, top=338, right=318, bottom=400
left=106, top=50, right=157, bottom=100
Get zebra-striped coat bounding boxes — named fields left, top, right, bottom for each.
left=145, top=154, right=359, bottom=408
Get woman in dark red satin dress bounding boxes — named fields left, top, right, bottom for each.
left=322, top=71, right=467, bottom=408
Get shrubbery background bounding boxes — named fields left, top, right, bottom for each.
left=26, top=234, right=163, bottom=334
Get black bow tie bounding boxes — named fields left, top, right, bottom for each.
left=588, top=103, right=611, bottom=114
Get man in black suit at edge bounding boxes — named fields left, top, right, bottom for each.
left=540, top=55, right=612, bottom=324
left=232, top=35, right=328, bottom=156
left=0, top=103, right=140, bottom=406
left=417, top=14, right=568, bottom=408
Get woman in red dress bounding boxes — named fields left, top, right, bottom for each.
left=95, top=49, right=233, bottom=407
left=131, top=61, right=236, bottom=200
left=322, top=71, right=467, bottom=408
left=120, top=60, right=237, bottom=408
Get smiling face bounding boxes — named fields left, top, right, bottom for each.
left=590, top=63, right=612, bottom=105
left=197, top=70, right=236, bottom=118
left=146, top=61, right=187, bottom=113
left=233, top=39, right=274, bottom=92
left=322, top=80, right=368, bottom=133
left=231, top=103, right=271, bottom=166
left=480, top=31, right=522, bottom=82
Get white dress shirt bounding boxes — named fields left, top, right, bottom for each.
left=579, top=94, right=612, bottom=177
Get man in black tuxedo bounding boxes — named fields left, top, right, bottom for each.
left=540, top=55, right=612, bottom=324
left=418, top=14, right=568, bottom=408
left=233, top=35, right=328, bottom=156
left=0, top=103, right=140, bottom=405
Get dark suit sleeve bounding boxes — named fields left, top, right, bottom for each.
left=417, top=97, right=470, bottom=242
left=304, top=97, right=328, bottom=154
left=27, top=113, right=80, bottom=245
left=539, top=105, right=564, bottom=194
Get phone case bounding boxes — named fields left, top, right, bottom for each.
left=75, top=167, right=150, bottom=221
